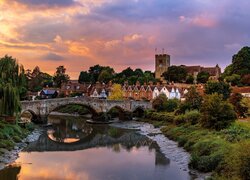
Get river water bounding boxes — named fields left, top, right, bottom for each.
left=0, top=115, right=196, bottom=180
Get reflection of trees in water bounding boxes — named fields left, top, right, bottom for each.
left=28, top=115, right=170, bottom=167
left=47, top=115, right=94, bottom=143
left=0, top=165, right=21, bottom=180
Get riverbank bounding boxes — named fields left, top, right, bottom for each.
left=141, top=111, right=250, bottom=180
left=0, top=120, right=40, bottom=170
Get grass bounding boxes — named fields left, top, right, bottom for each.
left=0, top=120, right=34, bottom=151
left=55, top=104, right=90, bottom=115
left=143, top=111, right=250, bottom=179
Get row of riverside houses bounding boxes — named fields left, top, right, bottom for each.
left=122, top=81, right=189, bottom=101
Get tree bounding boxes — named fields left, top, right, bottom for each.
left=78, top=71, right=92, bottom=83
left=185, top=86, right=203, bottom=110
left=200, top=93, right=236, bottom=130
left=186, top=75, right=194, bottom=84
left=241, top=74, right=250, bottom=86
left=0, top=55, right=26, bottom=117
left=134, top=68, right=144, bottom=76
left=120, top=67, right=134, bottom=77
left=53, top=66, right=70, bottom=88
left=205, top=81, right=231, bottom=99
left=231, top=46, right=250, bottom=76
left=98, top=70, right=113, bottom=83
left=163, top=65, right=187, bottom=83
left=197, top=71, right=210, bottom=84
left=241, top=97, right=250, bottom=117
left=27, top=67, right=53, bottom=92
left=229, top=93, right=248, bottom=117
left=152, top=94, right=168, bottom=111
left=225, top=74, right=241, bottom=86
left=163, top=98, right=179, bottom=112
left=108, top=84, right=123, bottom=100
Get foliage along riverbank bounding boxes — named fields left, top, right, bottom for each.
left=142, top=111, right=250, bottom=180
left=0, top=120, right=34, bottom=161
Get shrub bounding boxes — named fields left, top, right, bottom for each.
left=219, top=141, right=250, bottom=180
left=152, top=94, right=168, bottom=111
left=185, top=110, right=201, bottom=125
left=161, top=113, right=175, bottom=123
left=190, top=153, right=223, bottom=172
left=163, top=98, right=179, bottom=112
left=174, top=114, right=186, bottom=125
left=185, top=86, right=203, bottom=110
left=200, top=93, right=237, bottom=130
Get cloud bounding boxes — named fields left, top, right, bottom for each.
left=41, top=52, right=65, bottom=61
left=179, top=14, right=217, bottom=27
left=0, top=0, right=250, bottom=78
left=14, top=0, right=78, bottom=8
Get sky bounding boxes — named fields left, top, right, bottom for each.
left=0, top=0, right=249, bottom=79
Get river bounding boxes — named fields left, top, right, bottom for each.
left=0, top=115, right=198, bottom=180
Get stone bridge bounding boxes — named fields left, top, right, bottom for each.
left=21, top=97, right=152, bottom=122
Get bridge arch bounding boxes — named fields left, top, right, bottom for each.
left=20, top=109, right=38, bottom=122
left=132, top=106, right=145, bottom=118
left=50, top=103, right=99, bottom=117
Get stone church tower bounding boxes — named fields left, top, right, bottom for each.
left=155, top=54, right=170, bottom=81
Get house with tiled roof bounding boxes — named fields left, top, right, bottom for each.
left=232, top=87, right=250, bottom=98
left=122, top=81, right=188, bottom=101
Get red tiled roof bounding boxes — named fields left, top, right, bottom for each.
left=232, top=87, right=250, bottom=94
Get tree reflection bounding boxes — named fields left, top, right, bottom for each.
left=0, top=164, right=21, bottom=180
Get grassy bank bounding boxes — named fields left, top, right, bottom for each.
left=54, top=104, right=90, bottom=115
left=142, top=111, right=250, bottom=180
left=0, top=120, right=34, bottom=155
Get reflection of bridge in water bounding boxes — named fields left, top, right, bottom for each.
left=24, top=127, right=170, bottom=166
left=21, top=97, right=152, bottom=123
left=25, top=130, right=155, bottom=152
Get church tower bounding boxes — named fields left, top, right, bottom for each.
left=155, top=53, right=170, bottom=81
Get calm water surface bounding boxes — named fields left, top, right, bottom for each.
left=0, top=115, right=191, bottom=180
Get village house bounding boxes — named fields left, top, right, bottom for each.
left=60, top=80, right=91, bottom=97
left=232, top=86, right=250, bottom=98
left=39, top=89, right=58, bottom=99
left=122, top=81, right=189, bottom=101
left=89, top=81, right=112, bottom=99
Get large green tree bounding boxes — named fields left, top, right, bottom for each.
left=163, top=65, right=187, bottom=83
left=197, top=71, right=210, bottom=84
left=0, top=55, right=26, bottom=117
left=200, top=93, right=236, bottom=130
left=231, top=46, right=250, bottom=76
left=222, top=46, right=250, bottom=86
left=53, top=66, right=70, bottom=88
left=205, top=81, right=231, bottom=99
left=78, top=71, right=92, bottom=83
left=27, top=66, right=53, bottom=92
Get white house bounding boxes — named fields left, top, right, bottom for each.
left=160, top=86, right=170, bottom=98
left=153, top=87, right=160, bottom=99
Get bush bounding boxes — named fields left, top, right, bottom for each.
left=190, top=153, right=223, bottom=172
left=152, top=94, right=168, bottom=111
left=185, top=110, right=201, bottom=125
left=200, top=93, right=237, bottom=130
left=174, top=114, right=186, bottom=125
left=163, top=98, right=179, bottom=112
left=219, top=141, right=250, bottom=180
